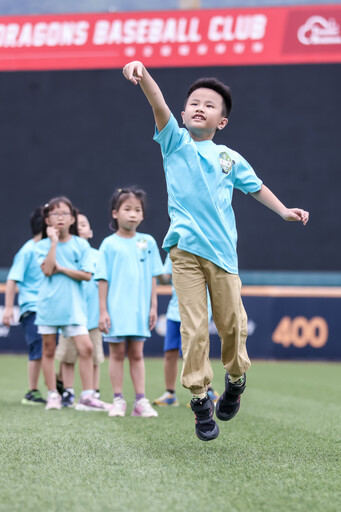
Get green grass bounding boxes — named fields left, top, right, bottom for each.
left=0, top=356, right=340, bottom=512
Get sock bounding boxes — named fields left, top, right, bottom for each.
left=135, top=393, right=145, bottom=401
left=65, top=388, right=74, bottom=395
left=48, top=390, right=58, bottom=397
left=80, top=389, right=94, bottom=397
left=192, top=392, right=207, bottom=400
left=114, top=393, right=123, bottom=399
left=166, top=389, right=175, bottom=394
left=229, top=375, right=244, bottom=385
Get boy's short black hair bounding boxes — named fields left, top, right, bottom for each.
left=185, top=78, right=232, bottom=118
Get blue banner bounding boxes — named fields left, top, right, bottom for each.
left=1, top=291, right=340, bottom=360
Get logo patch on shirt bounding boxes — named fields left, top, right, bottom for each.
left=136, top=238, right=151, bottom=262
left=219, top=152, right=235, bottom=174
left=136, top=238, right=148, bottom=251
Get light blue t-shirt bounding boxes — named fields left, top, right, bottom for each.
left=163, top=254, right=212, bottom=323
left=95, top=233, right=163, bottom=338
left=35, top=236, right=94, bottom=326
left=154, top=113, right=263, bottom=274
left=83, top=247, right=100, bottom=331
left=7, top=239, right=44, bottom=316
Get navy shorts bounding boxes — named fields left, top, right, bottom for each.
left=21, top=312, right=43, bottom=361
left=164, top=319, right=182, bottom=356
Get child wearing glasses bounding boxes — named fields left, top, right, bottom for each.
left=35, top=196, right=110, bottom=412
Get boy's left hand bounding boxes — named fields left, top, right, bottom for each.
left=149, top=307, right=157, bottom=330
left=282, top=208, right=309, bottom=225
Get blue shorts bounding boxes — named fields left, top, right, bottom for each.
left=103, top=336, right=146, bottom=343
left=21, top=312, right=43, bottom=361
left=164, top=319, right=182, bottom=356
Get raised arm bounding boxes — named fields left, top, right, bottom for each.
left=250, top=184, right=309, bottom=225
left=122, top=61, right=170, bottom=132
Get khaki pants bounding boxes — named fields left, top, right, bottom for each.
left=170, top=246, right=250, bottom=394
left=55, top=328, right=105, bottom=366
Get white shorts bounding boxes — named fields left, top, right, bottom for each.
left=37, top=325, right=88, bottom=337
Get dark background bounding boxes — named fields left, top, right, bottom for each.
left=0, top=63, right=340, bottom=270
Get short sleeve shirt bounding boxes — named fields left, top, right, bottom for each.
left=7, top=239, right=44, bottom=316
left=35, top=236, right=94, bottom=326
left=154, top=113, right=262, bottom=273
left=95, top=233, right=163, bottom=337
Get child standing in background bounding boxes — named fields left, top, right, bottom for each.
left=55, top=212, right=105, bottom=407
left=2, top=208, right=45, bottom=405
left=36, top=196, right=109, bottom=412
left=96, top=187, right=163, bottom=418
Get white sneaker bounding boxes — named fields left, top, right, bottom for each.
left=45, top=391, right=62, bottom=410
left=132, top=398, right=158, bottom=417
left=108, top=397, right=127, bottom=417
left=75, top=394, right=111, bottom=412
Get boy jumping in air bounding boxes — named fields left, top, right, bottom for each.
left=123, top=61, right=309, bottom=441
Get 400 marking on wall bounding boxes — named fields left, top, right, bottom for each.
left=272, top=316, right=329, bottom=349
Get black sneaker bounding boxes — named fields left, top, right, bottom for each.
left=62, top=390, right=75, bottom=408
left=21, top=390, right=46, bottom=405
left=190, top=395, right=220, bottom=441
left=215, top=373, right=246, bottom=421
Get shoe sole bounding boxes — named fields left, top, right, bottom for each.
left=75, top=404, right=108, bottom=412
left=131, top=412, right=158, bottom=417
left=153, top=402, right=179, bottom=407
left=195, top=423, right=220, bottom=441
left=21, top=399, right=45, bottom=405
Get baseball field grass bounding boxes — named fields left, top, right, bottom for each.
left=0, top=356, right=340, bottom=512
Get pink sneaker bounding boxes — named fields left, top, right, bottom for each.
left=45, top=392, right=62, bottom=410
left=108, top=397, right=127, bottom=417
left=75, top=394, right=111, bottom=412
left=132, top=398, right=158, bottom=417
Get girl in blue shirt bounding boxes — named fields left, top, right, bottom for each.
left=36, top=196, right=109, bottom=412
left=96, top=187, right=163, bottom=418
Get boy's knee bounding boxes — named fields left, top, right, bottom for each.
left=79, top=343, right=93, bottom=358
left=43, top=342, right=55, bottom=358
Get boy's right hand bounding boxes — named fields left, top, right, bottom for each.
left=99, top=311, right=111, bottom=334
left=122, top=61, right=144, bottom=85
left=2, top=306, right=14, bottom=326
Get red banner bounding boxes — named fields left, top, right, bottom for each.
left=0, top=5, right=340, bottom=71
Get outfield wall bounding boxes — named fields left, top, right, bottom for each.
left=1, top=286, right=340, bottom=360
left=0, top=62, right=340, bottom=272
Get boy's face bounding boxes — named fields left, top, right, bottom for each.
left=181, top=88, right=228, bottom=141
left=77, top=214, right=93, bottom=240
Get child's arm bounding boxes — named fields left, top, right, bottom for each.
left=41, top=226, right=58, bottom=276
left=149, top=277, right=158, bottom=331
left=2, top=280, right=17, bottom=326
left=98, top=279, right=111, bottom=334
left=53, top=263, right=92, bottom=282
left=250, top=184, right=309, bottom=225
left=122, top=61, right=170, bottom=132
